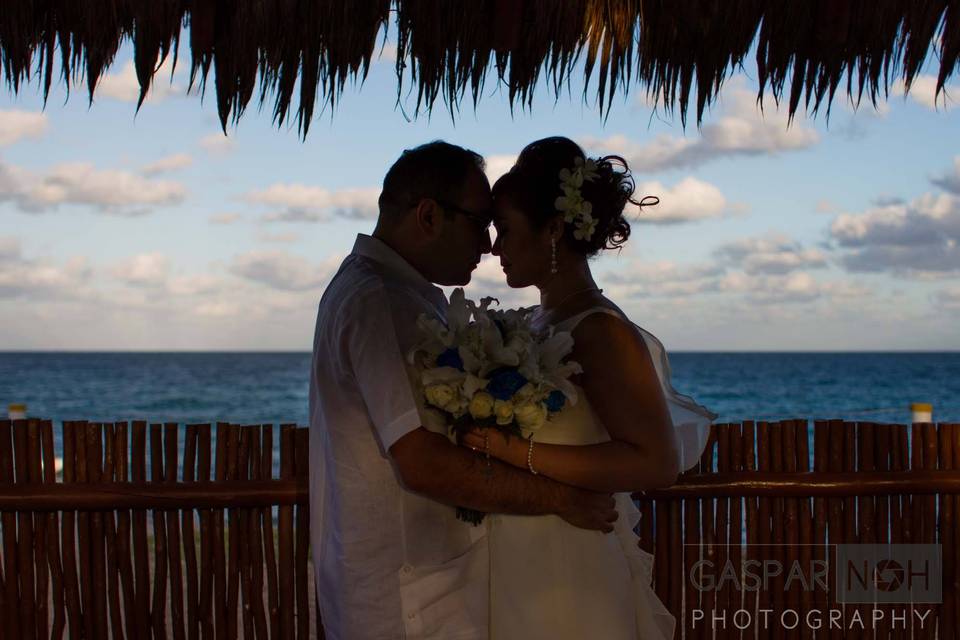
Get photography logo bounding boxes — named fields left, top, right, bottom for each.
left=686, top=543, right=941, bottom=631
left=837, top=544, right=941, bottom=604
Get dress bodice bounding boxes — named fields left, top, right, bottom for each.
left=533, top=304, right=715, bottom=471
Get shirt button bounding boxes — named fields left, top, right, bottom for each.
left=401, top=565, right=412, bottom=574
left=408, top=612, right=417, bottom=620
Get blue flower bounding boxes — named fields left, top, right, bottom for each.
left=436, top=347, right=465, bottom=371
left=545, top=390, right=566, bottom=412
left=486, top=368, right=528, bottom=401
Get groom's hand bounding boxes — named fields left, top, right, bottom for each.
left=558, top=489, right=618, bottom=533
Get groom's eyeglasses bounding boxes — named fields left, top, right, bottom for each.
left=435, top=199, right=493, bottom=232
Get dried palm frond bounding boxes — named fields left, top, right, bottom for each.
left=0, top=0, right=956, bottom=138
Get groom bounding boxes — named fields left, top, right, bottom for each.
left=309, top=141, right=617, bottom=640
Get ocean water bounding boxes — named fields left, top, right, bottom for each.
left=1, top=351, right=959, bottom=447
left=2, top=351, right=959, bottom=425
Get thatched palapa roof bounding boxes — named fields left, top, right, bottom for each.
left=1, top=1, right=958, bottom=136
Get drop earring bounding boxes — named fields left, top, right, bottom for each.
left=550, top=237, right=558, bottom=274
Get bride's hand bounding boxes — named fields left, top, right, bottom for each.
left=461, top=427, right=527, bottom=469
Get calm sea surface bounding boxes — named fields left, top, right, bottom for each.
left=2, top=352, right=959, bottom=450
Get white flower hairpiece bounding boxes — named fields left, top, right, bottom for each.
left=554, top=156, right=599, bottom=241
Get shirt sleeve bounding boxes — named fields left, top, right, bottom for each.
left=342, top=285, right=426, bottom=453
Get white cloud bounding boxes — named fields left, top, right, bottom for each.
left=838, top=93, right=891, bottom=119
left=377, top=42, right=398, bottom=63
left=704, top=269, right=859, bottom=305
left=737, top=273, right=870, bottom=306
left=194, top=300, right=244, bottom=318
left=484, top=154, right=517, bottom=185
left=932, top=287, right=960, bottom=310
left=599, top=237, right=863, bottom=308
left=0, top=161, right=31, bottom=195
left=453, top=256, right=539, bottom=309
left=167, top=274, right=222, bottom=297
left=200, top=133, right=236, bottom=155
left=891, top=75, right=957, bottom=111
left=631, top=177, right=727, bottom=224
left=95, top=59, right=182, bottom=103
left=932, top=157, right=960, bottom=195
left=743, top=271, right=821, bottom=304
left=103, top=254, right=225, bottom=300
left=633, top=91, right=659, bottom=111
left=0, top=110, right=48, bottom=146
left=581, top=85, right=819, bottom=172
left=0, top=160, right=186, bottom=215
left=248, top=184, right=380, bottom=222
left=209, top=212, right=242, bottom=225
left=0, top=241, right=347, bottom=349
left=0, top=236, right=21, bottom=261
left=714, top=233, right=829, bottom=275
left=257, top=231, right=300, bottom=244
left=627, top=262, right=726, bottom=285
left=229, top=251, right=340, bottom=291
left=141, top=153, right=193, bottom=176
left=0, top=242, right=93, bottom=300
left=603, top=261, right=726, bottom=298
left=831, top=194, right=958, bottom=247
left=110, top=253, right=170, bottom=287
left=830, top=192, right=960, bottom=276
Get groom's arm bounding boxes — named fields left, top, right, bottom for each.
left=389, top=427, right=617, bottom=532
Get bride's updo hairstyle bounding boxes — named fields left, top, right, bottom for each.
left=493, top=136, right=642, bottom=257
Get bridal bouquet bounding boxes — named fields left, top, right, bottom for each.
left=408, top=288, right=582, bottom=523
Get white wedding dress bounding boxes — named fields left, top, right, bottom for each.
left=487, top=307, right=714, bottom=640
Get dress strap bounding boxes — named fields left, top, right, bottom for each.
left=553, top=306, right=626, bottom=334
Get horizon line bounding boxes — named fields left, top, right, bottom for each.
left=2, top=349, right=959, bottom=355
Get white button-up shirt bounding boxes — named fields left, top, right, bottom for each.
left=309, top=234, right=488, bottom=640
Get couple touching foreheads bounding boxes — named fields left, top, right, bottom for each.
left=309, top=137, right=714, bottom=640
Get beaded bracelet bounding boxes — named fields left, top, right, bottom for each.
left=526, top=438, right=538, bottom=475
left=483, top=431, right=493, bottom=477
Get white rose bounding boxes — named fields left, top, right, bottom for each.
left=493, top=399, right=515, bottom=426
left=445, top=395, right=467, bottom=416
left=469, top=391, right=495, bottom=420
left=424, top=383, right=456, bottom=409
left=515, top=402, right=547, bottom=433
left=513, top=383, right=537, bottom=403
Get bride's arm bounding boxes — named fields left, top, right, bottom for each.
left=464, top=312, right=680, bottom=493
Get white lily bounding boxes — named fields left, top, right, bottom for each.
left=462, top=373, right=489, bottom=398
left=479, top=316, right=521, bottom=368
left=538, top=330, right=575, bottom=371
left=531, top=328, right=581, bottom=405
left=458, top=343, right=484, bottom=374
left=447, top=288, right=472, bottom=335
left=421, top=366, right=466, bottom=386
left=542, top=361, right=583, bottom=405
left=407, top=314, right=451, bottom=364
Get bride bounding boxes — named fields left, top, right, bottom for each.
left=461, top=137, right=714, bottom=640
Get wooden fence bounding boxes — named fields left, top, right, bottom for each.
left=0, top=420, right=312, bottom=640
left=1, top=418, right=959, bottom=639
left=641, top=420, right=960, bottom=639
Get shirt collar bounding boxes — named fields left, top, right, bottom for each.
left=351, top=234, right=446, bottom=302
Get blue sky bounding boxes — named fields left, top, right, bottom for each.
left=1, top=39, right=958, bottom=351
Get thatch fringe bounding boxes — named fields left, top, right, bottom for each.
left=1, top=1, right=957, bottom=137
